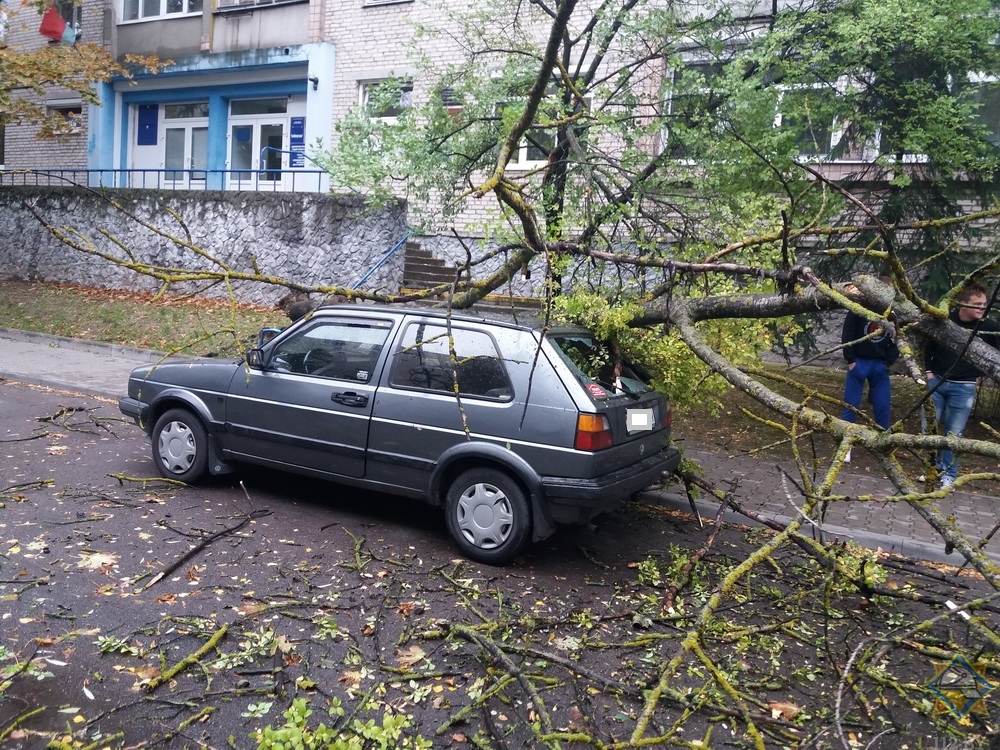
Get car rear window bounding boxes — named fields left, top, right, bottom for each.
left=547, top=333, right=654, bottom=399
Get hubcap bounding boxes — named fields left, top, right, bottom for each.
left=157, top=421, right=196, bottom=474
left=456, top=482, right=513, bottom=549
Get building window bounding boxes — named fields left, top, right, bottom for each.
left=231, top=98, right=288, bottom=116
left=362, top=0, right=413, bottom=6
left=40, top=0, right=80, bottom=43
left=439, top=87, right=463, bottom=119
left=775, top=88, right=838, bottom=160
left=662, top=60, right=725, bottom=160
left=360, top=79, right=413, bottom=120
left=498, top=78, right=576, bottom=171
left=969, top=77, right=1000, bottom=148
left=122, top=0, right=202, bottom=22
left=48, top=102, right=83, bottom=135
left=509, top=127, right=554, bottom=169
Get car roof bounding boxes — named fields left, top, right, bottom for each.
left=312, top=303, right=588, bottom=336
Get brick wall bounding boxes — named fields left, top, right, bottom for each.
left=2, top=0, right=107, bottom=169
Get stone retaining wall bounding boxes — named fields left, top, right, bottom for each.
left=0, top=187, right=407, bottom=305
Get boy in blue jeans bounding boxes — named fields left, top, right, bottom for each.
left=841, top=300, right=899, bottom=461
left=923, top=283, right=1000, bottom=488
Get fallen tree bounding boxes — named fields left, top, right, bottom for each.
left=10, top=0, right=1000, bottom=744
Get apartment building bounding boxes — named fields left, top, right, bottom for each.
left=6, top=0, right=1000, bottom=207
left=3, top=0, right=333, bottom=190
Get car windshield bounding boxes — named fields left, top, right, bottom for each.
left=547, top=333, right=653, bottom=398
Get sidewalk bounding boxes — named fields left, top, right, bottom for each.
left=0, top=327, right=164, bottom=400
left=1, top=326, right=996, bottom=566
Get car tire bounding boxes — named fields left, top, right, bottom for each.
left=151, top=408, right=210, bottom=483
left=445, top=468, right=531, bottom=565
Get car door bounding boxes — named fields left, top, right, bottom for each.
left=223, top=315, right=395, bottom=479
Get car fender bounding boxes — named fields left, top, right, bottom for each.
left=429, top=442, right=556, bottom=542
left=147, top=387, right=220, bottom=431
left=147, top=388, right=235, bottom=476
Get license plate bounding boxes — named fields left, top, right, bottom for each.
left=626, top=407, right=654, bottom=432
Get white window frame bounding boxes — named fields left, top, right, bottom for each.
left=773, top=84, right=845, bottom=162
left=359, top=79, right=413, bottom=125
left=875, top=72, right=1000, bottom=164
left=660, top=58, right=725, bottom=164
left=47, top=99, right=83, bottom=135
left=495, top=75, right=567, bottom=172
left=965, top=72, right=1000, bottom=149
left=120, top=0, right=202, bottom=24
left=508, top=128, right=555, bottom=171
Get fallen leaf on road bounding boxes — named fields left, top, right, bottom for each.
left=339, top=671, right=363, bottom=689
left=769, top=700, right=801, bottom=720
left=236, top=602, right=269, bottom=616
left=77, top=552, right=118, bottom=570
left=396, top=644, right=425, bottom=668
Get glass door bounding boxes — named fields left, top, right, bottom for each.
left=228, top=121, right=287, bottom=190
left=227, top=98, right=290, bottom=191
left=164, top=125, right=207, bottom=189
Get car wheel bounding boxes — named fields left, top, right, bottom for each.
left=445, top=469, right=531, bottom=565
left=151, top=408, right=210, bottom=483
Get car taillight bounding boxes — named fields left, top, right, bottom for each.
left=575, top=413, right=613, bottom=451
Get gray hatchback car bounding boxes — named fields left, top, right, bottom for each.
left=119, top=305, right=680, bottom=564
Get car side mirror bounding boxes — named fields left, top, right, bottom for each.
left=246, top=348, right=265, bottom=370
left=259, top=328, right=282, bottom=347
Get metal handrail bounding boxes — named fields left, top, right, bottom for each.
left=0, top=168, right=328, bottom=193
left=259, top=146, right=323, bottom=169
left=352, top=230, right=413, bottom=290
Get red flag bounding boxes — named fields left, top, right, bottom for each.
left=39, top=5, right=76, bottom=43
left=39, top=6, right=67, bottom=41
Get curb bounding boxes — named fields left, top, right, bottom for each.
left=0, top=327, right=168, bottom=362
left=640, top=487, right=976, bottom=567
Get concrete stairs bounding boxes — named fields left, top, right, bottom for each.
left=401, top=242, right=542, bottom=319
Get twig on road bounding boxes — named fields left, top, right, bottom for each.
left=142, top=508, right=270, bottom=592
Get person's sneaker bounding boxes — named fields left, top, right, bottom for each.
left=844, top=448, right=851, bottom=464
left=940, top=476, right=955, bottom=489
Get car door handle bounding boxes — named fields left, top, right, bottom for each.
left=331, top=391, right=368, bottom=408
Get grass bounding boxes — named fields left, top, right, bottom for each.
left=0, top=280, right=284, bottom=357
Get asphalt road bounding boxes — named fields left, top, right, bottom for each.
left=0, top=379, right=682, bottom=747
left=2, top=380, right=996, bottom=748
left=0, top=380, right=454, bottom=746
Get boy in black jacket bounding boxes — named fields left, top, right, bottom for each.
left=841, top=308, right=899, bottom=443
left=923, top=282, right=1000, bottom=488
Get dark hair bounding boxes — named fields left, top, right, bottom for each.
left=957, top=282, right=989, bottom=303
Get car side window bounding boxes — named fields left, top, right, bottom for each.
left=389, top=323, right=513, bottom=399
left=269, top=318, right=392, bottom=382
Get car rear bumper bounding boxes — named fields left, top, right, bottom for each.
left=540, top=446, right=681, bottom=523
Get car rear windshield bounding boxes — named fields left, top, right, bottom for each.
left=547, top=333, right=654, bottom=398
